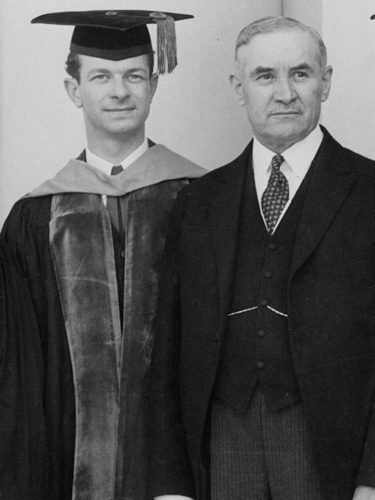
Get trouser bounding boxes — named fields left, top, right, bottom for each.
left=210, top=385, right=325, bottom=500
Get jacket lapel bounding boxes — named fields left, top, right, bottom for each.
left=290, top=129, right=357, bottom=279
left=208, top=142, right=252, bottom=337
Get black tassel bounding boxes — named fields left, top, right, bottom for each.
left=150, top=12, right=177, bottom=74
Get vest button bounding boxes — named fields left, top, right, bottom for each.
left=269, top=242, right=278, bottom=250
left=121, top=250, right=125, bottom=258
left=257, top=329, right=265, bottom=338
left=260, top=298, right=268, bottom=306
left=264, top=270, right=273, bottom=278
left=257, top=361, right=265, bottom=370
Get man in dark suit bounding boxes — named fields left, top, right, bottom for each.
left=149, top=16, right=375, bottom=500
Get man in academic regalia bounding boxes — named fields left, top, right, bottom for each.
left=1, top=10, right=204, bottom=500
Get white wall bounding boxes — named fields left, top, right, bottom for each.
left=0, top=0, right=281, bottom=225
left=283, top=0, right=322, bottom=33
left=320, top=0, right=375, bottom=160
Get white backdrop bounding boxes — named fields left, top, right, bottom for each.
left=322, top=0, right=375, bottom=161
left=0, top=0, right=280, bottom=224
left=2, top=1, right=375, bottom=226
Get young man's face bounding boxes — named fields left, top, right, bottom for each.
left=68, top=54, right=158, bottom=143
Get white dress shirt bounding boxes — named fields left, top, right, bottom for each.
left=252, top=125, right=323, bottom=233
left=85, top=138, right=149, bottom=205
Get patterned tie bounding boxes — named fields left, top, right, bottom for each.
left=107, top=165, right=124, bottom=233
left=261, top=154, right=289, bottom=234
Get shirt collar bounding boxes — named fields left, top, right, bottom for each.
left=253, top=125, right=323, bottom=178
left=85, top=138, right=149, bottom=176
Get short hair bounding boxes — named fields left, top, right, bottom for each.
left=65, top=51, right=155, bottom=83
left=234, top=16, right=327, bottom=70
left=65, top=52, right=81, bottom=82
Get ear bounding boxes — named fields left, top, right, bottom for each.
left=230, top=73, right=246, bottom=107
left=321, top=65, right=333, bottom=103
left=64, top=77, right=83, bottom=109
left=149, top=73, right=159, bottom=102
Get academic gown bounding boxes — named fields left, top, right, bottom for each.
left=1, top=144, right=205, bottom=500
left=0, top=242, right=48, bottom=499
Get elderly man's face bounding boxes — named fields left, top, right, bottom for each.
left=231, top=29, right=332, bottom=153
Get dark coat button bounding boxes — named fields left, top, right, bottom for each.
left=257, top=361, right=265, bottom=370
left=264, top=270, right=273, bottom=278
left=257, top=330, right=265, bottom=338
left=260, top=298, right=268, bottom=306
left=269, top=242, right=278, bottom=250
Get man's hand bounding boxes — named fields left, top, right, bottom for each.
left=154, top=496, right=194, bottom=500
left=353, top=486, right=375, bottom=499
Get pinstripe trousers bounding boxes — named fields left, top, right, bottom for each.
left=210, top=385, right=325, bottom=500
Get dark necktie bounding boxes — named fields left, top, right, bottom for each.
left=261, top=154, right=289, bottom=234
left=107, top=165, right=126, bottom=327
left=107, top=165, right=124, bottom=233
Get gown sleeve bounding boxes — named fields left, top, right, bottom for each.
left=0, top=241, right=48, bottom=499
left=1, top=197, right=76, bottom=499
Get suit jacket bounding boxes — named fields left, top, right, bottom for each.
left=148, top=128, right=375, bottom=500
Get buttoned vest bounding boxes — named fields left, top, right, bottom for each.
left=214, top=157, right=315, bottom=412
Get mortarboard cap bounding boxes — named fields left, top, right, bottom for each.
left=31, top=10, right=194, bottom=74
